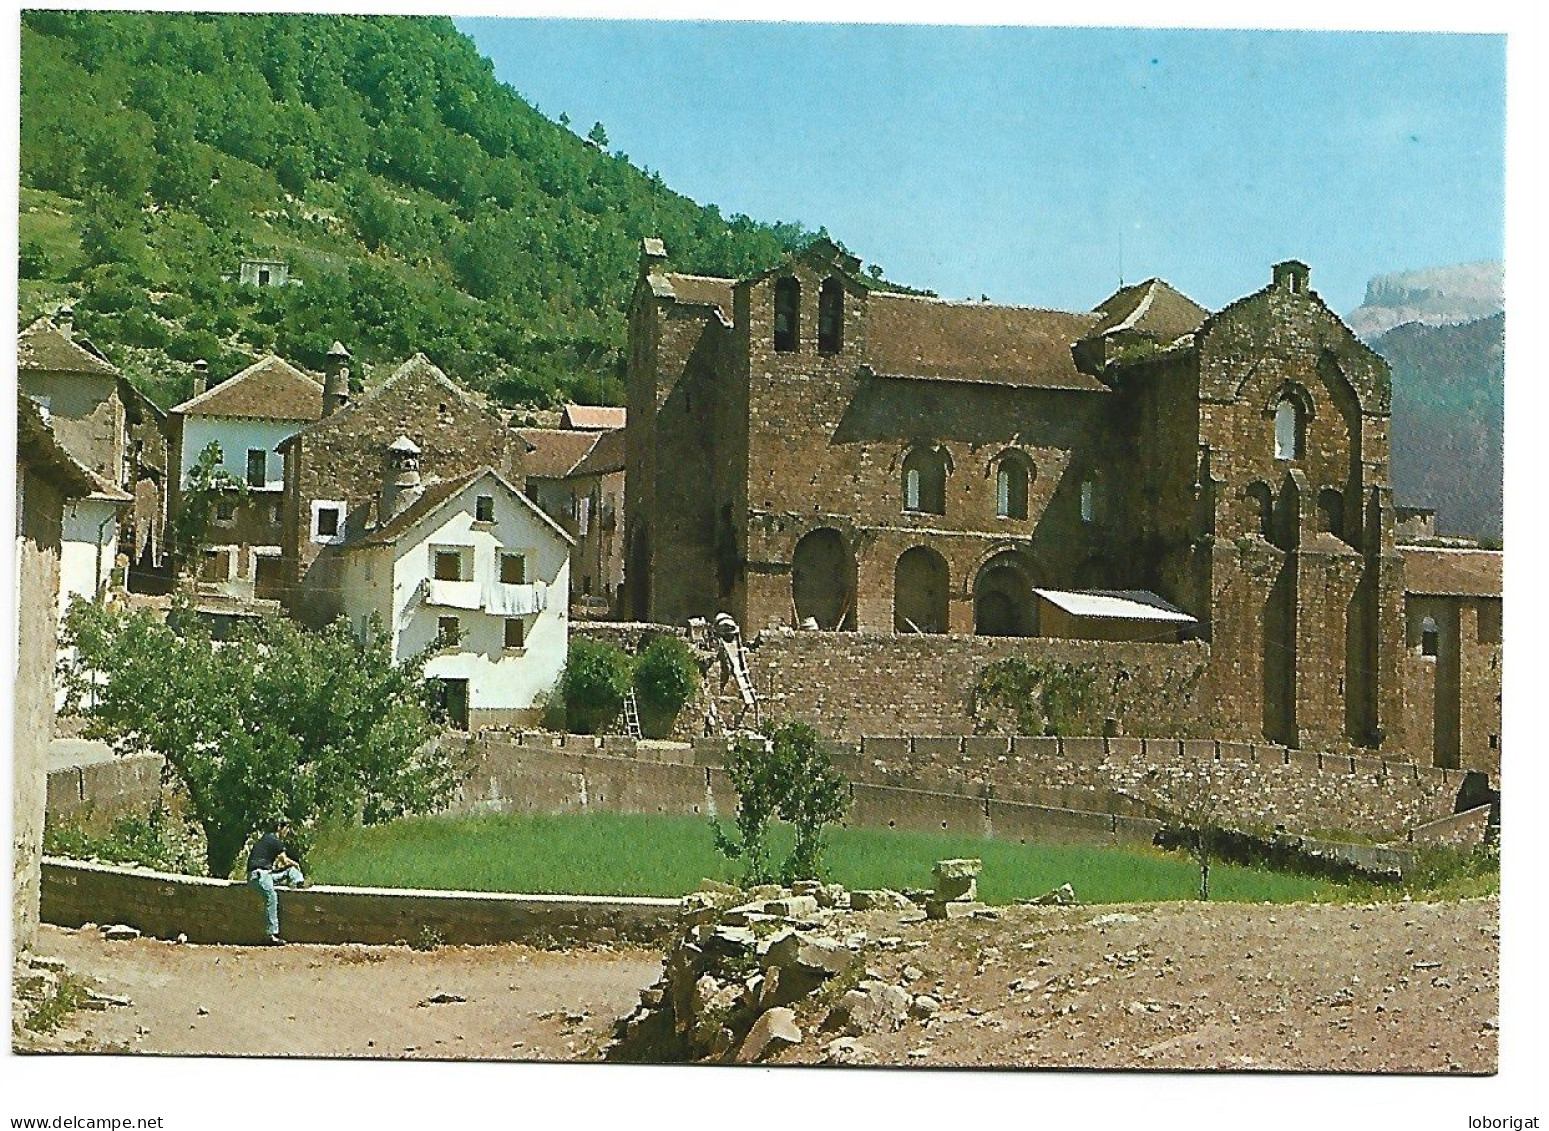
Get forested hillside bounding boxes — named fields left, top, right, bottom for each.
left=18, top=12, right=850, bottom=408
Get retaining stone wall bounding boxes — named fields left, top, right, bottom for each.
left=40, top=857, right=679, bottom=947
left=727, top=630, right=1216, bottom=740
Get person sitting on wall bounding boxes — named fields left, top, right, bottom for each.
left=246, top=818, right=307, bottom=946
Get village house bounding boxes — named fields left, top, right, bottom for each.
left=276, top=352, right=529, bottom=628
left=336, top=443, right=572, bottom=729
left=18, top=309, right=170, bottom=590
left=169, top=352, right=325, bottom=602
left=625, top=238, right=1500, bottom=772
left=518, top=406, right=626, bottom=614
left=13, top=396, right=99, bottom=950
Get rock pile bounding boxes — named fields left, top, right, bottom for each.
left=925, top=858, right=983, bottom=920
left=609, top=876, right=925, bottom=1063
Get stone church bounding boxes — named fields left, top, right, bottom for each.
left=625, top=238, right=1426, bottom=760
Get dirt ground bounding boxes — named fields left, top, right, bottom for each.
left=15, top=896, right=1497, bottom=1072
left=15, top=927, right=661, bottom=1061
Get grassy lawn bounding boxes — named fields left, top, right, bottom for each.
left=308, top=812, right=1356, bottom=905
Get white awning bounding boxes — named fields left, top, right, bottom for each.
left=1032, top=588, right=1197, bottom=623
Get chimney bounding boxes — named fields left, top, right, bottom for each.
left=640, top=237, right=668, bottom=277
left=324, top=340, right=352, bottom=416
left=381, top=435, right=423, bottom=523
left=192, top=358, right=209, bottom=396
left=57, top=304, right=74, bottom=340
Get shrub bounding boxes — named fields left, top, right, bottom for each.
left=713, top=720, right=850, bottom=885
left=972, top=657, right=1097, bottom=736
left=556, top=637, right=632, bottom=734
left=631, top=634, right=699, bottom=737
left=60, top=599, right=457, bottom=877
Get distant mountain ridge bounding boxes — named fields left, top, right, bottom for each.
left=1347, top=261, right=1502, bottom=340
left=1367, top=309, right=1503, bottom=542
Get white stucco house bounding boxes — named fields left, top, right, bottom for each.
left=169, top=354, right=323, bottom=600
left=337, top=443, right=573, bottom=729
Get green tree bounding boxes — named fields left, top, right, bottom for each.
left=713, top=721, right=850, bottom=885
left=165, top=441, right=249, bottom=569
left=586, top=121, right=609, bottom=148
left=631, top=634, right=700, bottom=738
left=555, top=636, right=632, bottom=734
left=59, top=600, right=458, bottom=877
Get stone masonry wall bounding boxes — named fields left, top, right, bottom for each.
left=724, top=629, right=1215, bottom=740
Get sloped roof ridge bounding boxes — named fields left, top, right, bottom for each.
left=352, top=465, right=574, bottom=549
left=870, top=290, right=1097, bottom=319
left=18, top=317, right=120, bottom=377
left=172, top=353, right=323, bottom=417
left=286, top=353, right=500, bottom=443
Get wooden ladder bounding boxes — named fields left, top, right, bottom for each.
left=622, top=689, right=643, bottom=739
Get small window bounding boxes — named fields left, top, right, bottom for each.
left=902, top=446, right=947, bottom=515
left=1080, top=478, right=1098, bottom=525
left=817, top=278, right=843, bottom=354
left=773, top=277, right=800, bottom=352
left=504, top=618, right=525, bottom=649
left=215, top=499, right=236, bottom=523
left=475, top=494, right=495, bottom=523
left=257, top=268, right=271, bottom=287
left=269, top=502, right=282, bottom=527
left=311, top=500, right=345, bottom=544
left=1420, top=616, right=1439, bottom=658
left=434, top=549, right=464, bottom=581
left=1488, top=734, right=1499, bottom=751
left=500, top=552, right=526, bottom=585
left=246, top=449, right=267, bottom=488
left=1274, top=398, right=1303, bottom=460
left=437, top=616, right=460, bottom=646
left=995, top=456, right=1029, bottom=520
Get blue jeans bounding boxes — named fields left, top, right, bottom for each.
left=247, top=866, right=304, bottom=937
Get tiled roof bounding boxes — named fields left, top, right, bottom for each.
left=660, top=272, right=735, bottom=318
left=1089, top=279, right=1209, bottom=341
left=865, top=294, right=1106, bottom=391
left=516, top=428, right=602, bottom=478
left=570, top=425, right=626, bottom=478
left=173, top=355, right=323, bottom=421
left=561, top=403, right=627, bottom=431
left=18, top=318, right=119, bottom=377
left=351, top=467, right=573, bottom=549
left=1401, top=547, right=1502, bottom=598
left=284, top=353, right=494, bottom=445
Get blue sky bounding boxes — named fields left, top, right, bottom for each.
left=456, top=20, right=1504, bottom=316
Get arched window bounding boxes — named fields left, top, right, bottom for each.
left=995, top=454, right=1030, bottom=519
left=817, top=278, right=844, bottom=354
left=1318, top=487, right=1344, bottom=537
left=773, top=277, right=800, bottom=353
left=1274, top=397, right=1303, bottom=460
left=1420, top=616, right=1439, bottom=658
left=902, top=446, right=947, bottom=515
left=1246, top=481, right=1274, bottom=539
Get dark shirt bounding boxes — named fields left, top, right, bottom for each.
left=246, top=832, right=291, bottom=874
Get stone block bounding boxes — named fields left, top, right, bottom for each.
left=1142, top=737, right=1185, bottom=761
left=824, top=981, right=910, bottom=1036
left=912, top=736, right=961, bottom=760
left=924, top=899, right=983, bottom=920
left=1104, top=737, right=1144, bottom=762
left=1181, top=739, right=1219, bottom=762
left=763, top=895, right=820, bottom=919
left=849, top=889, right=911, bottom=911
left=1216, top=741, right=1254, bottom=764
left=962, top=735, right=1010, bottom=761
left=1011, top=735, right=1060, bottom=761
left=1061, top=737, right=1106, bottom=762
left=862, top=736, right=911, bottom=762
left=932, top=857, right=981, bottom=889
left=736, top=1007, right=803, bottom=1063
